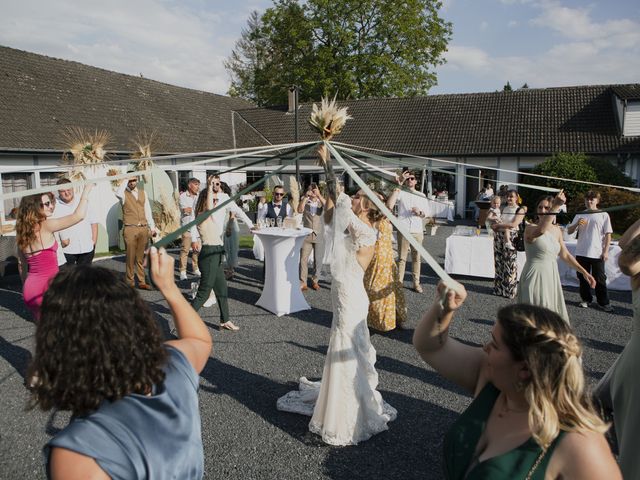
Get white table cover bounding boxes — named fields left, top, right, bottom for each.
left=444, top=234, right=630, bottom=291
left=254, top=227, right=313, bottom=316
left=425, top=199, right=455, bottom=221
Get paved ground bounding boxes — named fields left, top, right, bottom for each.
left=0, top=225, right=631, bottom=479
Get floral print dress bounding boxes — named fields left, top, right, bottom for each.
left=364, top=219, right=407, bottom=331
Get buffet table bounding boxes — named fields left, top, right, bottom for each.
left=253, top=227, right=313, bottom=316
left=444, top=234, right=630, bottom=291
left=425, top=198, right=455, bottom=221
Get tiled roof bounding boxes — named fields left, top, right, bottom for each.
left=0, top=45, right=261, bottom=153
left=612, top=85, right=640, bottom=101
left=235, top=85, right=640, bottom=156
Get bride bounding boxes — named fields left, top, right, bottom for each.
left=277, top=167, right=397, bottom=446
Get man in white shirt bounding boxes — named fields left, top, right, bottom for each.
left=257, top=185, right=293, bottom=222
left=387, top=170, right=428, bottom=293
left=567, top=190, right=613, bottom=311
left=52, top=178, right=98, bottom=265
left=116, top=173, right=159, bottom=290
left=178, top=178, right=201, bottom=280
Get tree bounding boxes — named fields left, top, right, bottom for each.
left=225, top=0, right=452, bottom=106
left=502, top=81, right=513, bottom=92
left=520, top=83, right=529, bottom=89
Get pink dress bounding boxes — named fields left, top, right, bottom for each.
left=23, top=241, right=59, bottom=318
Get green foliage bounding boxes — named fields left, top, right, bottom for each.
left=520, top=153, right=597, bottom=211
left=585, top=157, right=634, bottom=189
left=225, top=0, right=452, bottom=106
left=503, top=81, right=513, bottom=92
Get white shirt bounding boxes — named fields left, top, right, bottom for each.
left=569, top=211, right=612, bottom=258
left=115, top=182, right=156, bottom=230
left=190, top=191, right=254, bottom=242
left=52, top=194, right=98, bottom=255
left=396, top=189, right=428, bottom=234
left=179, top=191, right=199, bottom=227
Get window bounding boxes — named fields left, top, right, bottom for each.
left=246, top=171, right=263, bottom=189
left=2, top=172, right=33, bottom=218
left=177, top=171, right=192, bottom=192
left=40, top=172, right=64, bottom=188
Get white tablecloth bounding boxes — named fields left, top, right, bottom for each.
left=444, top=234, right=630, bottom=291
left=425, top=199, right=454, bottom=221
left=254, top=227, right=313, bottom=316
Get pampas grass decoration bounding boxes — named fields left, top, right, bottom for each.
left=289, top=176, right=300, bottom=213
left=130, top=130, right=160, bottom=181
left=61, top=127, right=110, bottom=182
left=309, top=95, right=352, bottom=167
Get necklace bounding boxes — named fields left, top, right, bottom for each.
left=497, top=394, right=528, bottom=418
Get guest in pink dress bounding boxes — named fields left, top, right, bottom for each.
left=16, top=183, right=93, bottom=318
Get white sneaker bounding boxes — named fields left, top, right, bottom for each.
left=193, top=269, right=202, bottom=277
left=579, top=302, right=589, bottom=308
left=203, top=292, right=217, bottom=307
left=179, top=271, right=187, bottom=281
left=190, top=282, right=199, bottom=300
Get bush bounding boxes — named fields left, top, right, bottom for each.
left=585, top=157, right=634, bottom=188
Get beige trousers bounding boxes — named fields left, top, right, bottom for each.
left=300, top=237, right=320, bottom=285
left=397, top=231, right=424, bottom=285
left=179, top=232, right=199, bottom=273
left=123, top=225, right=150, bottom=285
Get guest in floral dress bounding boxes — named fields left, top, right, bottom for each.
left=491, top=190, right=525, bottom=298
left=364, top=217, right=407, bottom=331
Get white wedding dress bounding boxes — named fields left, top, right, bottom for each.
left=277, top=193, right=397, bottom=446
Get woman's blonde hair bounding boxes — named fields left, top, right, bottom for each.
left=16, top=193, right=54, bottom=251
left=497, top=304, right=609, bottom=449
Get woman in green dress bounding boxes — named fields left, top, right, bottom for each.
left=413, top=281, right=620, bottom=479
left=608, top=218, right=640, bottom=479
left=517, top=192, right=595, bottom=322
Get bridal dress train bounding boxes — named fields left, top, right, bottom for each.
left=277, top=193, right=397, bottom=446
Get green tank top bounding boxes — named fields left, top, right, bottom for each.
left=443, top=383, right=564, bottom=479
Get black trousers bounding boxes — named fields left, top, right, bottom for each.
left=64, top=248, right=95, bottom=266
left=191, top=245, right=229, bottom=322
left=576, top=255, right=609, bottom=306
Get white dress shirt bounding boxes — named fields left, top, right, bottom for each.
left=257, top=202, right=293, bottom=220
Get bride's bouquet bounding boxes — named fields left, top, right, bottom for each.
left=309, top=96, right=352, bottom=166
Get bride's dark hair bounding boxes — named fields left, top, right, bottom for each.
left=361, top=191, right=387, bottom=224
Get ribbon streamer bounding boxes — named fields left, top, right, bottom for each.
left=326, top=142, right=462, bottom=294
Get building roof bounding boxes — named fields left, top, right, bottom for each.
left=612, top=85, right=640, bottom=101
left=0, top=45, right=262, bottom=153
left=235, top=84, right=640, bottom=156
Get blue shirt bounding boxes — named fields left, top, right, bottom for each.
left=44, top=346, right=203, bottom=479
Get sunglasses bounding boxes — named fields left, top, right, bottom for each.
left=274, top=192, right=284, bottom=196
left=406, top=177, right=416, bottom=181
left=41, top=201, right=53, bottom=208
left=212, top=182, right=221, bottom=186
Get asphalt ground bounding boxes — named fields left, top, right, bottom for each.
left=0, top=225, right=631, bottom=479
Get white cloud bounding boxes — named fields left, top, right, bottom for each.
left=444, top=45, right=492, bottom=72
left=507, top=20, right=519, bottom=28
left=0, top=0, right=267, bottom=95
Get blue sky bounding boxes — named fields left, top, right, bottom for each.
left=1, top=0, right=638, bottom=98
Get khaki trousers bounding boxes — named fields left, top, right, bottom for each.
left=123, top=225, right=149, bottom=285
left=397, top=231, right=424, bottom=285
left=179, top=232, right=199, bottom=273
left=300, top=237, right=320, bottom=284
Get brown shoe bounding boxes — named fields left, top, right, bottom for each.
left=413, top=284, right=423, bottom=293
left=311, top=282, right=320, bottom=291
left=301, top=284, right=309, bottom=291
left=138, top=283, right=153, bottom=291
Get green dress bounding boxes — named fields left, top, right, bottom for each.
left=517, top=232, right=569, bottom=322
left=443, top=383, right=564, bottom=479
left=610, top=289, right=640, bottom=480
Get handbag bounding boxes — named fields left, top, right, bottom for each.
left=513, top=208, right=526, bottom=252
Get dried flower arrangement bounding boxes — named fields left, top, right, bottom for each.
left=61, top=127, right=110, bottom=182
left=309, top=96, right=352, bottom=167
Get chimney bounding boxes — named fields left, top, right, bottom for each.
left=288, top=86, right=297, bottom=113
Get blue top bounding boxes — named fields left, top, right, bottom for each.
left=44, top=346, right=203, bottom=480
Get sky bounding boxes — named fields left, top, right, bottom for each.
left=0, top=0, right=638, bottom=98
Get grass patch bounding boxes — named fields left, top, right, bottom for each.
left=239, top=235, right=254, bottom=249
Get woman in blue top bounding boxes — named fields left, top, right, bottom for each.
left=28, top=247, right=213, bottom=480
left=413, top=282, right=620, bottom=479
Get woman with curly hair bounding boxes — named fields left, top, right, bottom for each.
left=16, top=184, right=93, bottom=318
left=30, top=246, right=212, bottom=480
left=277, top=185, right=397, bottom=445
left=413, top=281, right=620, bottom=479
